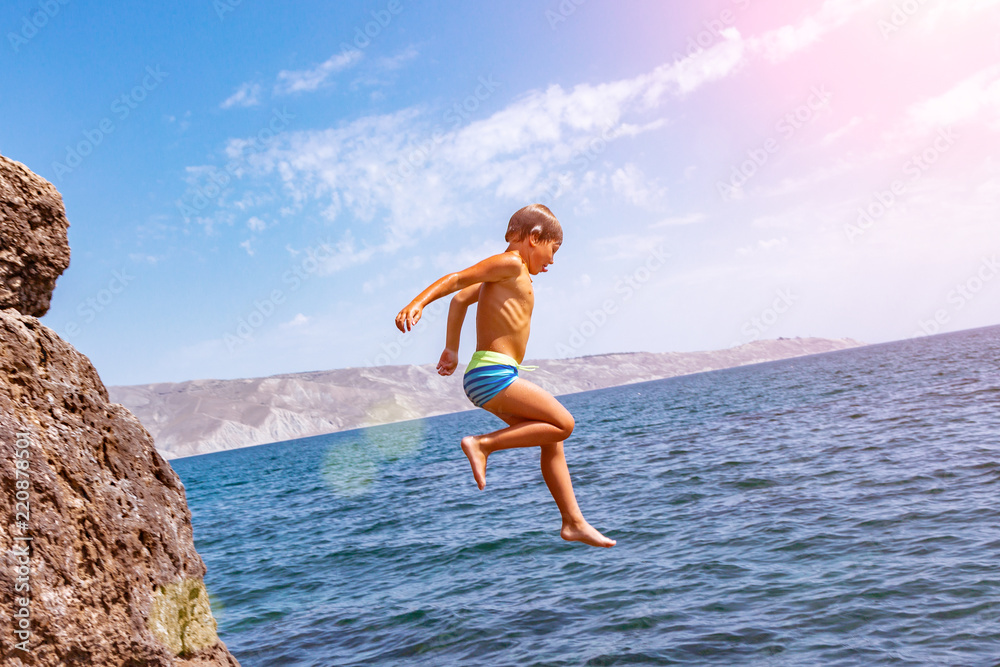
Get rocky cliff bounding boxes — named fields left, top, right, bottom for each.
left=0, top=154, right=239, bottom=666
left=0, top=157, right=70, bottom=318
left=111, top=337, right=864, bottom=460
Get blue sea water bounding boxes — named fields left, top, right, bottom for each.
left=172, top=327, right=1000, bottom=666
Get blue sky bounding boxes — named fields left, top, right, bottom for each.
left=2, top=0, right=999, bottom=386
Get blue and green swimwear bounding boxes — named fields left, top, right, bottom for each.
left=463, top=350, right=538, bottom=408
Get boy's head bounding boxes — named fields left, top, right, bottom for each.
left=505, top=204, right=563, bottom=245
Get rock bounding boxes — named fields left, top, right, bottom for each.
left=0, top=310, right=240, bottom=666
left=0, top=154, right=238, bottom=666
left=0, top=155, right=71, bottom=317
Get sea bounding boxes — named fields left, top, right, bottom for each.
left=172, top=326, right=1000, bottom=666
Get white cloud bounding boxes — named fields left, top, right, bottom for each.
left=128, top=253, right=161, bottom=265
left=906, top=64, right=1000, bottom=135
left=611, top=163, right=665, bottom=209
left=432, top=240, right=506, bottom=272
left=737, top=237, right=789, bottom=255
left=912, top=0, right=1000, bottom=33
left=274, top=50, right=363, bottom=95
left=246, top=216, right=266, bottom=232
left=221, top=82, right=262, bottom=109
left=591, top=233, right=667, bottom=261
left=239, top=239, right=254, bottom=256
left=196, top=34, right=746, bottom=272
left=377, top=46, right=419, bottom=71
left=281, top=313, right=310, bottom=328
left=756, top=160, right=855, bottom=198
left=313, top=232, right=379, bottom=275
left=749, top=0, right=877, bottom=62
left=821, top=116, right=863, bottom=145
left=666, top=28, right=747, bottom=96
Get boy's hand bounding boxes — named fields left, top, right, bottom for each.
left=395, top=302, right=423, bottom=332
left=437, top=348, right=459, bottom=376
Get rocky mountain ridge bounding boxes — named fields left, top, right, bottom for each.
left=111, top=337, right=864, bottom=460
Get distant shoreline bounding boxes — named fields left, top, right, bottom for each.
left=111, top=337, right=864, bottom=460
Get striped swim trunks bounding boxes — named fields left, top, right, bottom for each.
left=462, top=350, right=538, bottom=408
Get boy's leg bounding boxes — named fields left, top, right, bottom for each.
left=461, top=378, right=572, bottom=490
left=478, top=378, right=576, bottom=452
left=538, top=441, right=615, bottom=547
left=462, top=381, right=615, bottom=547
left=485, top=410, right=584, bottom=522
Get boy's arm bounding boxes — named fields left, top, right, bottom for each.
left=437, top=284, right=480, bottom=376
left=395, top=252, right=519, bottom=333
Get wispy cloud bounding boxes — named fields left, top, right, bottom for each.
left=737, top=237, right=789, bottom=256
left=220, top=82, right=262, bottom=109
left=281, top=313, right=310, bottom=328
left=431, top=239, right=505, bottom=271
left=905, top=63, right=1000, bottom=134
left=749, top=0, right=877, bottom=61
left=274, top=50, right=363, bottom=95
left=611, top=163, right=666, bottom=209
left=590, top=232, right=667, bottom=261
left=377, top=46, right=420, bottom=71
left=196, top=31, right=747, bottom=267
left=821, top=115, right=863, bottom=145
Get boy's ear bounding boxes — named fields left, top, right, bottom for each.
left=528, top=226, right=542, bottom=246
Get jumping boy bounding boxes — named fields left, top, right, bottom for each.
left=395, top=204, right=615, bottom=548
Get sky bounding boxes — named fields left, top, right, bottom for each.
left=2, top=0, right=999, bottom=386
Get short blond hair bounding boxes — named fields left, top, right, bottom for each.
left=505, top=204, right=563, bottom=244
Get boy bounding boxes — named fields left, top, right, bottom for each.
left=395, top=204, right=615, bottom=548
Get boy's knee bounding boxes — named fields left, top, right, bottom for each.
left=559, top=414, right=575, bottom=439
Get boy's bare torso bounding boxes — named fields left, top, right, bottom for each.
left=476, top=252, right=533, bottom=364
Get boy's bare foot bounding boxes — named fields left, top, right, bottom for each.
left=461, top=436, right=488, bottom=490
left=561, top=521, right=616, bottom=548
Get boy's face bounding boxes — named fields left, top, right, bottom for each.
left=529, top=239, right=560, bottom=275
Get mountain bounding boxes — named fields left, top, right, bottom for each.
left=110, top=337, right=863, bottom=460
